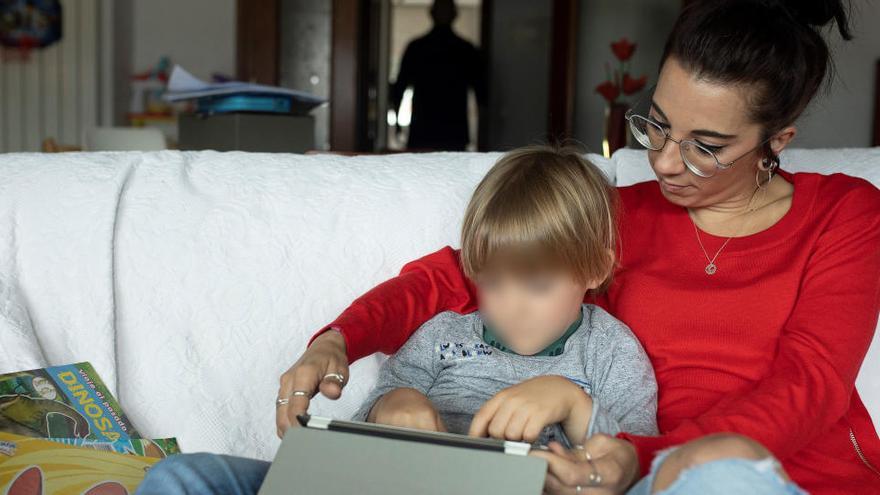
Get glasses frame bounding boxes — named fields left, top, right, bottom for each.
left=624, top=96, right=773, bottom=178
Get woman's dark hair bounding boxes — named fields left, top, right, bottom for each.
left=661, top=0, right=853, bottom=143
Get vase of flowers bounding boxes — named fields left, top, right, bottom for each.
left=595, top=38, right=648, bottom=157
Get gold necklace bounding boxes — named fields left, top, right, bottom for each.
left=689, top=181, right=769, bottom=276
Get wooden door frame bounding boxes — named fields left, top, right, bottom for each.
left=236, top=0, right=369, bottom=151
left=330, top=0, right=371, bottom=151
left=547, top=0, right=579, bottom=141
left=237, top=0, right=582, bottom=151
left=873, top=59, right=880, bottom=147
left=236, top=0, right=280, bottom=85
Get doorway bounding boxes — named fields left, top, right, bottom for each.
left=381, top=0, right=483, bottom=151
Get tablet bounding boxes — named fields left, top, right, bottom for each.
left=296, top=413, right=535, bottom=455
left=258, top=415, right=548, bottom=495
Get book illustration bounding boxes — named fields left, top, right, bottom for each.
left=0, top=432, right=160, bottom=495
left=44, top=437, right=180, bottom=459
left=0, top=363, right=140, bottom=441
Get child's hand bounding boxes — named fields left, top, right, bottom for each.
left=468, top=375, right=592, bottom=444
left=367, top=387, right=447, bottom=432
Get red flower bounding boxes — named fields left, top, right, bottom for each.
left=611, top=38, right=636, bottom=62
left=595, top=81, right=620, bottom=103
left=622, top=73, right=647, bottom=95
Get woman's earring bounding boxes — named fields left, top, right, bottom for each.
left=757, top=158, right=777, bottom=188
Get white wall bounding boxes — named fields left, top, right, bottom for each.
left=131, top=0, right=236, bottom=81
left=0, top=0, right=102, bottom=152
left=572, top=0, right=678, bottom=155
left=486, top=0, right=552, bottom=150
left=572, top=1, right=880, bottom=152
left=794, top=1, right=880, bottom=148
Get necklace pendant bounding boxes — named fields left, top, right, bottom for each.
left=705, top=263, right=717, bottom=275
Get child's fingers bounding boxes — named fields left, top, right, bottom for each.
left=503, top=407, right=532, bottom=441
left=487, top=401, right=518, bottom=439
left=468, top=394, right=503, bottom=437
left=523, top=416, right=549, bottom=444
left=437, top=415, right=448, bottom=432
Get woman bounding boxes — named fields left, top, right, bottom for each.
left=139, top=1, right=879, bottom=494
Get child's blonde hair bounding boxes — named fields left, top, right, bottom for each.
left=460, top=144, right=618, bottom=292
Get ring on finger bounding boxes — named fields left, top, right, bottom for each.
left=573, top=444, right=590, bottom=462
left=278, top=389, right=312, bottom=403
left=323, top=372, right=345, bottom=383
left=276, top=389, right=311, bottom=407
left=582, top=448, right=600, bottom=486
left=575, top=486, right=582, bottom=494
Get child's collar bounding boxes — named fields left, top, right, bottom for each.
left=482, top=308, right=583, bottom=357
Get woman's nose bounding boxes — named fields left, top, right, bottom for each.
left=651, top=139, right=687, bottom=176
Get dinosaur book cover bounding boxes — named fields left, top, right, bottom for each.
left=45, top=437, right=180, bottom=459
left=0, top=363, right=140, bottom=442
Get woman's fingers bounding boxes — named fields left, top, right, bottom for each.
left=287, top=362, right=323, bottom=416
left=543, top=472, right=566, bottom=494
left=530, top=440, right=628, bottom=495
left=581, top=433, right=614, bottom=456
left=275, top=362, right=320, bottom=437
left=275, top=331, right=350, bottom=438
left=547, top=441, right=582, bottom=461
left=544, top=473, right=609, bottom=495
left=317, top=356, right=350, bottom=399
left=581, top=434, right=634, bottom=488
left=533, top=449, right=590, bottom=487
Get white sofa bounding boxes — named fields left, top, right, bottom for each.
left=0, top=147, right=877, bottom=461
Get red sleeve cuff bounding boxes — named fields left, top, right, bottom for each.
left=307, top=321, right=367, bottom=363
left=616, top=432, right=683, bottom=478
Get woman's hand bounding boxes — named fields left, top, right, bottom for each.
left=367, top=387, right=447, bottom=432
left=468, top=376, right=592, bottom=443
left=530, top=435, right=640, bottom=495
left=275, top=330, right=350, bottom=437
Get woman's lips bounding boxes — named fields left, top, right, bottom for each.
left=660, top=180, right=690, bottom=193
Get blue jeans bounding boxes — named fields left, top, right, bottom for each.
left=136, top=448, right=806, bottom=495
left=626, top=447, right=807, bottom=495
left=136, top=453, right=270, bottom=495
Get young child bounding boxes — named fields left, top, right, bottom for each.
left=352, top=145, right=658, bottom=447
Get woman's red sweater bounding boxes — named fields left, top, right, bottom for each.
left=310, top=171, right=880, bottom=494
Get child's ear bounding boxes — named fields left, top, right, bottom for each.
left=579, top=249, right=617, bottom=291
left=605, top=248, right=617, bottom=269
left=584, top=248, right=616, bottom=290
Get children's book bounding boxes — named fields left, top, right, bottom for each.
left=0, top=431, right=159, bottom=495
left=0, top=362, right=141, bottom=441
left=45, top=437, right=180, bottom=459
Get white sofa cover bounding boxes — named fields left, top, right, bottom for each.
left=0, top=147, right=877, bottom=460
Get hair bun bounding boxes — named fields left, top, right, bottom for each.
left=778, top=0, right=853, bottom=39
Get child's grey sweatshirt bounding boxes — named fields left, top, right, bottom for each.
left=352, top=304, right=658, bottom=446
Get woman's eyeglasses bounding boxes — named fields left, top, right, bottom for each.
left=624, top=100, right=771, bottom=179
